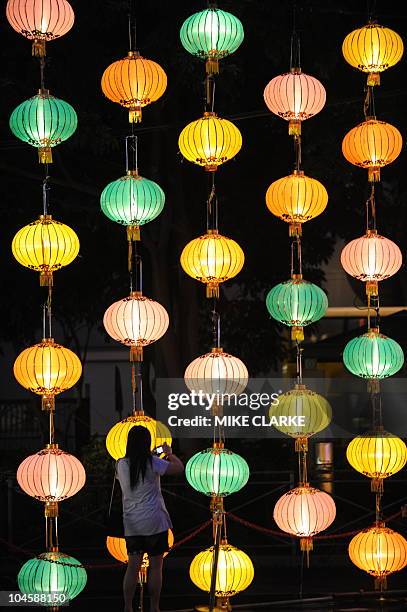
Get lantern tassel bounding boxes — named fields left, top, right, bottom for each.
left=289, top=120, right=301, bottom=136
left=289, top=222, right=302, bottom=237
left=42, top=395, right=55, bottom=412
left=129, top=107, right=142, bottom=123
left=206, top=283, right=220, bottom=298
left=206, top=57, right=219, bottom=75
left=367, top=379, right=380, bottom=395
left=40, top=270, right=53, bottom=287
left=374, top=576, right=387, bottom=591
left=127, top=225, right=140, bottom=241
left=138, top=565, right=148, bottom=584
left=38, top=147, right=53, bottom=164
left=32, top=39, right=46, bottom=57
left=367, top=72, right=380, bottom=87
left=371, top=478, right=384, bottom=493
left=291, top=326, right=304, bottom=342
left=295, top=437, right=308, bottom=452
left=44, top=501, right=59, bottom=518
left=368, top=167, right=380, bottom=182
left=366, top=280, right=378, bottom=296
left=130, top=346, right=143, bottom=362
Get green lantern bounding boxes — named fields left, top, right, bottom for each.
left=343, top=327, right=404, bottom=380
left=100, top=170, right=165, bottom=240
left=186, top=444, right=249, bottom=497
left=266, top=275, right=328, bottom=341
left=10, top=89, right=77, bottom=164
left=180, top=6, right=244, bottom=74
left=18, top=551, right=87, bottom=603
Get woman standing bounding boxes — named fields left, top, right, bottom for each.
left=116, top=426, right=184, bottom=612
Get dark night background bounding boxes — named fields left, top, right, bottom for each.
left=2, top=1, right=407, bottom=610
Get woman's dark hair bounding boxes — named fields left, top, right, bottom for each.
left=125, top=427, right=152, bottom=488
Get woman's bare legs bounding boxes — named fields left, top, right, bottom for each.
left=148, top=554, right=164, bottom=612
left=123, top=552, right=143, bottom=612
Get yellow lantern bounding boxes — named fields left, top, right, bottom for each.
left=178, top=112, right=242, bottom=171
left=12, top=215, right=79, bottom=286
left=346, top=429, right=407, bottom=492
left=269, top=384, right=332, bottom=451
left=101, top=52, right=167, bottom=123
left=342, top=118, right=402, bottom=182
left=180, top=230, right=244, bottom=297
left=106, top=412, right=172, bottom=460
left=342, top=23, right=404, bottom=86
left=266, top=171, right=328, bottom=236
left=14, top=338, right=82, bottom=410
left=349, top=523, right=407, bottom=590
left=190, top=540, right=254, bottom=608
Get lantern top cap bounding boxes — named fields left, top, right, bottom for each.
left=368, top=326, right=380, bottom=336
left=203, top=111, right=217, bottom=118
left=291, top=273, right=303, bottom=281
left=46, top=443, right=59, bottom=450
left=294, top=383, right=307, bottom=390
left=130, top=290, right=143, bottom=298
left=127, top=51, right=141, bottom=59
left=38, top=88, right=50, bottom=97
left=132, top=409, right=145, bottom=417
left=290, top=67, right=302, bottom=74
left=366, top=228, right=378, bottom=236
left=126, top=169, right=140, bottom=178
left=41, top=337, right=55, bottom=344
left=39, top=214, right=53, bottom=221
left=207, top=228, right=219, bottom=235
left=292, top=170, right=304, bottom=176
left=213, top=441, right=225, bottom=449
left=365, top=115, right=377, bottom=122
left=211, top=346, right=223, bottom=353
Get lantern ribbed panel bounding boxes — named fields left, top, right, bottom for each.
left=178, top=113, right=242, bottom=169
left=101, top=53, right=167, bottom=110
left=341, top=231, right=402, bottom=281
left=12, top=216, right=79, bottom=273
left=13, top=339, right=82, bottom=396
left=266, top=279, right=328, bottom=327
left=343, top=330, right=404, bottom=379
left=264, top=71, right=326, bottom=121
left=17, top=446, right=86, bottom=501
left=343, top=25, right=403, bottom=75
left=184, top=349, right=248, bottom=396
left=18, top=552, right=87, bottom=601
left=106, top=414, right=172, bottom=460
left=273, top=485, right=336, bottom=537
left=342, top=119, right=402, bottom=170
left=186, top=448, right=250, bottom=497
left=6, top=0, right=74, bottom=40
left=346, top=431, right=407, bottom=480
left=190, top=543, right=254, bottom=597
left=103, top=293, right=169, bottom=348
left=266, top=172, right=328, bottom=224
left=100, top=175, right=165, bottom=227
left=180, top=232, right=244, bottom=287
left=10, top=92, right=77, bottom=149
left=349, top=525, right=407, bottom=577
left=180, top=8, right=244, bottom=60
left=269, top=386, right=332, bottom=439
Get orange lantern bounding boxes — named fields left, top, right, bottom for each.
left=17, top=444, right=85, bottom=503
left=349, top=523, right=407, bottom=589
left=101, top=52, right=167, bottom=123
left=6, top=0, right=74, bottom=56
left=266, top=171, right=328, bottom=235
left=264, top=69, right=326, bottom=135
left=273, top=483, right=336, bottom=552
left=341, top=229, right=402, bottom=296
left=342, top=118, right=402, bottom=182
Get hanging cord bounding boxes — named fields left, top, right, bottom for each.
left=296, top=341, right=303, bottom=385
left=366, top=184, right=377, bottom=232
left=206, top=173, right=218, bottom=231
left=375, top=491, right=383, bottom=524
left=294, top=133, right=302, bottom=171
left=204, top=73, right=216, bottom=114
left=212, top=302, right=221, bottom=348
left=298, top=448, right=308, bottom=484
left=42, top=288, right=53, bottom=339
left=42, top=175, right=50, bottom=216
left=289, top=1, right=301, bottom=70
left=290, top=234, right=303, bottom=277
left=49, top=411, right=55, bottom=446
left=367, top=0, right=377, bottom=23
left=363, top=84, right=376, bottom=119
left=131, top=361, right=143, bottom=413
left=128, top=0, right=137, bottom=51
left=125, top=134, right=138, bottom=174
left=39, top=55, right=46, bottom=90
left=371, top=391, right=383, bottom=430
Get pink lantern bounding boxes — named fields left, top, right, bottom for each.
left=341, top=229, right=402, bottom=296
left=264, top=69, right=326, bottom=135
left=17, top=444, right=86, bottom=502
left=273, top=483, right=336, bottom=551
left=6, top=0, right=74, bottom=55
left=103, top=291, right=169, bottom=362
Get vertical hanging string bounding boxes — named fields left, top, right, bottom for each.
left=207, top=173, right=218, bottom=231
left=290, top=234, right=302, bottom=276
left=128, top=0, right=137, bottom=51
left=39, top=56, right=46, bottom=90
left=296, top=341, right=303, bottom=385
left=42, top=176, right=50, bottom=216
left=49, top=411, right=55, bottom=446
left=131, top=361, right=143, bottom=413
left=289, top=1, right=298, bottom=70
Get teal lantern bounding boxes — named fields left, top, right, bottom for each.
left=9, top=89, right=77, bottom=164
left=343, top=327, right=404, bottom=380
left=18, top=551, right=87, bottom=603
left=100, top=170, right=165, bottom=240
left=180, top=6, right=244, bottom=74
left=266, top=275, right=328, bottom=341
left=186, top=444, right=249, bottom=497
